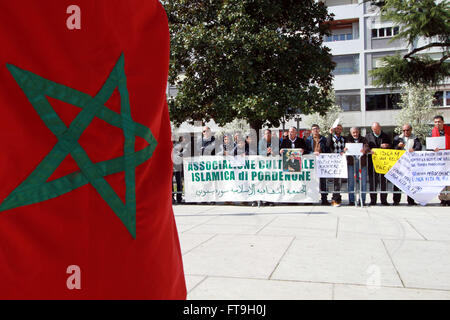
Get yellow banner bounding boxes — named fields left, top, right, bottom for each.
left=372, top=148, right=405, bottom=174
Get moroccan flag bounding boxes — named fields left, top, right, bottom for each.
left=0, top=0, right=186, bottom=299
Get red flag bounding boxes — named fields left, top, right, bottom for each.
left=0, top=0, right=186, bottom=299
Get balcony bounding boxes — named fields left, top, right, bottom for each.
left=333, top=74, right=363, bottom=90
left=325, top=39, right=363, bottom=55
left=326, top=2, right=363, bottom=20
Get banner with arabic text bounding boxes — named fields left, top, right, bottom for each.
left=183, top=155, right=320, bottom=203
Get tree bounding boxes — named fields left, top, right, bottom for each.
left=367, top=0, right=450, bottom=87
left=164, top=0, right=335, bottom=131
left=394, top=84, right=435, bottom=143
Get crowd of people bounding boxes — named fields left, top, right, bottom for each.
left=172, top=115, right=450, bottom=207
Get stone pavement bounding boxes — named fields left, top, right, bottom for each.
left=173, top=202, right=450, bottom=300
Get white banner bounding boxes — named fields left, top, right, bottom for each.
left=183, top=155, right=320, bottom=203
left=315, top=153, right=348, bottom=178
left=386, top=152, right=444, bottom=206
left=409, top=151, right=450, bottom=187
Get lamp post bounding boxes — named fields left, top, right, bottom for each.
left=294, top=108, right=302, bottom=135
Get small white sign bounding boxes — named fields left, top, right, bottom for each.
left=426, top=136, right=446, bottom=150
left=345, top=143, right=363, bottom=156
left=331, top=118, right=340, bottom=129
left=316, top=153, right=348, bottom=178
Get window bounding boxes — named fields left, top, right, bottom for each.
left=336, top=94, right=361, bottom=111
left=386, top=28, right=392, bottom=37
left=372, top=27, right=398, bottom=39
left=366, top=93, right=401, bottom=110
left=447, top=92, right=450, bottom=106
left=324, top=32, right=354, bottom=42
left=372, top=57, right=387, bottom=70
left=332, top=54, right=359, bottom=75
left=433, top=91, right=444, bottom=106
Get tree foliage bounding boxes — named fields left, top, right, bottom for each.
left=394, top=84, right=435, bottom=143
left=368, top=0, right=450, bottom=87
left=164, top=0, right=335, bottom=130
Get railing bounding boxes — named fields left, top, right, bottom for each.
left=172, top=154, right=449, bottom=206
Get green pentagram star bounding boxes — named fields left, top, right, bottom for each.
left=0, top=54, right=157, bottom=238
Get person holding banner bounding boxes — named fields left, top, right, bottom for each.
left=345, top=127, right=370, bottom=206
left=432, top=115, right=450, bottom=151
left=392, top=124, right=422, bottom=206
left=305, top=124, right=330, bottom=205
left=326, top=124, right=346, bottom=207
left=366, top=122, right=391, bottom=206
left=280, top=126, right=306, bottom=153
left=431, top=115, right=450, bottom=206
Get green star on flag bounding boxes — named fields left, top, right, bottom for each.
left=0, top=54, right=157, bottom=238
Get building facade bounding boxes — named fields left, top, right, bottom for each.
left=300, top=0, right=450, bottom=136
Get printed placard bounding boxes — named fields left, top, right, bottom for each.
left=315, top=153, right=348, bottom=178
left=282, top=149, right=302, bottom=173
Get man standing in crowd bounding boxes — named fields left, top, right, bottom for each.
left=172, top=136, right=187, bottom=204
left=280, top=126, right=306, bottom=153
left=259, top=129, right=275, bottom=156
left=200, top=126, right=216, bottom=155
left=366, top=122, right=391, bottom=206
left=219, top=133, right=235, bottom=156
left=305, top=124, right=330, bottom=205
left=303, top=130, right=311, bottom=142
left=326, top=124, right=346, bottom=207
left=393, top=124, right=422, bottom=206
left=345, top=127, right=370, bottom=206
left=431, top=115, right=450, bottom=206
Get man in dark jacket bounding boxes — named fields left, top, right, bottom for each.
left=305, top=124, right=330, bottom=205
left=365, top=122, right=391, bottom=206
left=326, top=124, right=346, bottom=207
left=392, top=123, right=422, bottom=205
left=280, top=126, right=306, bottom=153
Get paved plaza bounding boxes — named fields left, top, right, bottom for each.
left=174, top=201, right=450, bottom=300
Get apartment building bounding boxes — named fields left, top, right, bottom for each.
left=309, top=0, right=450, bottom=136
